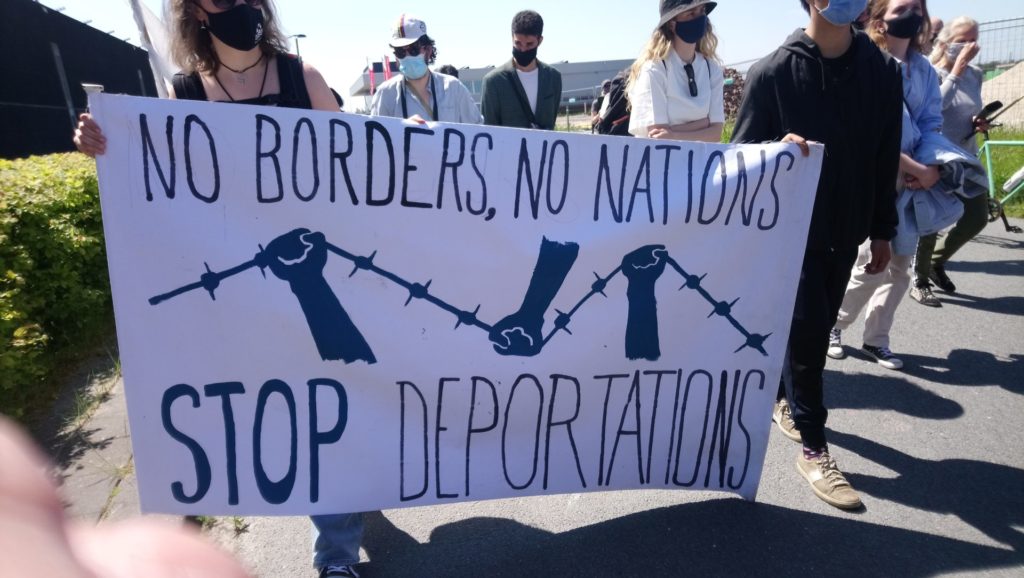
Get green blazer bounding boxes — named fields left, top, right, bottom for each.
left=480, top=60, right=563, bottom=130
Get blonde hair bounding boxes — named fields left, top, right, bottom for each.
left=930, top=15, right=979, bottom=68
left=866, top=0, right=933, bottom=56
left=169, top=0, right=290, bottom=74
left=626, top=19, right=720, bottom=99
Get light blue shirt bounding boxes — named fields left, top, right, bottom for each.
left=897, top=51, right=944, bottom=155
left=370, top=72, right=483, bottom=125
left=892, top=50, right=960, bottom=255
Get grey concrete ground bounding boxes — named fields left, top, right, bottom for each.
left=49, top=220, right=1024, bottom=577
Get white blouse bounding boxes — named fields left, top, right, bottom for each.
left=628, top=50, right=725, bottom=137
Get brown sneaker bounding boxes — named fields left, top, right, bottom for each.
left=796, top=451, right=862, bottom=510
left=772, top=398, right=802, bottom=442
left=910, top=282, right=942, bottom=308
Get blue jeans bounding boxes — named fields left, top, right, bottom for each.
left=311, top=513, right=364, bottom=568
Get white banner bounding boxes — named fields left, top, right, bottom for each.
left=91, top=94, right=822, bottom=515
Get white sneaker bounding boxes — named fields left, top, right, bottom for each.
left=827, top=328, right=845, bottom=359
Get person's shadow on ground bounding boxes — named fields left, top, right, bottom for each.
left=938, top=292, right=1024, bottom=317
left=825, top=369, right=964, bottom=418
left=967, top=234, right=1024, bottom=250
left=831, top=430, right=1024, bottom=553
left=966, top=232, right=1024, bottom=251
left=934, top=249, right=1024, bottom=315
left=360, top=495, right=1021, bottom=577
left=897, top=350, right=1024, bottom=396
left=826, top=348, right=1024, bottom=399
left=944, top=258, right=1024, bottom=278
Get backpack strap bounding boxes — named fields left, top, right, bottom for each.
left=171, top=72, right=208, bottom=101
left=277, top=54, right=312, bottom=110
left=505, top=65, right=539, bottom=128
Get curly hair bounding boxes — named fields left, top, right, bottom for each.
left=437, top=64, right=459, bottom=78
left=420, top=35, right=438, bottom=65
left=168, top=0, right=290, bottom=73
left=512, top=10, right=544, bottom=36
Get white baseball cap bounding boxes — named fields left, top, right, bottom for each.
left=390, top=14, right=428, bottom=48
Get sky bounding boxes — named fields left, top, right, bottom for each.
left=37, top=0, right=1024, bottom=108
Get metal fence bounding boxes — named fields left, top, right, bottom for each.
left=979, top=17, right=1024, bottom=129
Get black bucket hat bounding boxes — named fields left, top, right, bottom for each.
left=658, top=0, right=718, bottom=28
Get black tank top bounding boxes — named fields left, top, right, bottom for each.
left=171, top=53, right=312, bottom=110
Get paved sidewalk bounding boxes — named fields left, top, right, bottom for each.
left=52, top=220, right=1024, bottom=577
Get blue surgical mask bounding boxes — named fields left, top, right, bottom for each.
left=946, top=42, right=967, bottom=61
left=399, top=55, right=429, bottom=80
left=674, top=15, right=707, bottom=44
left=816, top=0, right=869, bottom=27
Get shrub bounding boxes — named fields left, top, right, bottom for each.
left=0, top=153, right=110, bottom=418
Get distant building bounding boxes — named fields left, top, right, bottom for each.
left=350, top=59, right=634, bottom=112
left=1, top=0, right=158, bottom=158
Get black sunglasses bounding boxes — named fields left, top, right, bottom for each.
left=683, top=63, right=699, bottom=97
left=393, top=43, right=424, bottom=59
left=210, top=0, right=262, bottom=10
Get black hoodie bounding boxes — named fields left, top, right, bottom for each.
left=732, top=29, right=902, bottom=251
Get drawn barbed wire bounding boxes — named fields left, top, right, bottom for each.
left=149, top=229, right=770, bottom=363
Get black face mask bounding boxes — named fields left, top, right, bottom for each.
left=885, top=10, right=923, bottom=40
left=205, top=4, right=264, bottom=51
left=512, top=46, right=538, bottom=67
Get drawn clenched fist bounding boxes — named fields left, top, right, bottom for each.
left=263, top=228, right=328, bottom=283
left=621, top=245, right=668, bottom=361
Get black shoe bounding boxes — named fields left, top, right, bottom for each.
left=320, top=565, right=360, bottom=578
left=910, top=282, right=942, bottom=308
left=863, top=344, right=904, bottom=370
left=929, top=264, right=957, bottom=293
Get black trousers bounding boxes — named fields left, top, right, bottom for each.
left=778, top=247, right=859, bottom=450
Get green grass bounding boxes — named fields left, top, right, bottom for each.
left=106, top=346, right=122, bottom=378
left=193, top=515, right=218, bottom=530
left=64, top=386, right=104, bottom=429
left=979, top=127, right=1024, bottom=218
left=721, top=120, right=734, bottom=143
left=232, top=516, right=250, bottom=535
left=184, top=515, right=250, bottom=536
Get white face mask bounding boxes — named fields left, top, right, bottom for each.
left=946, top=42, right=967, bottom=61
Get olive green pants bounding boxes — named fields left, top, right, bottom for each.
left=914, top=194, right=990, bottom=282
